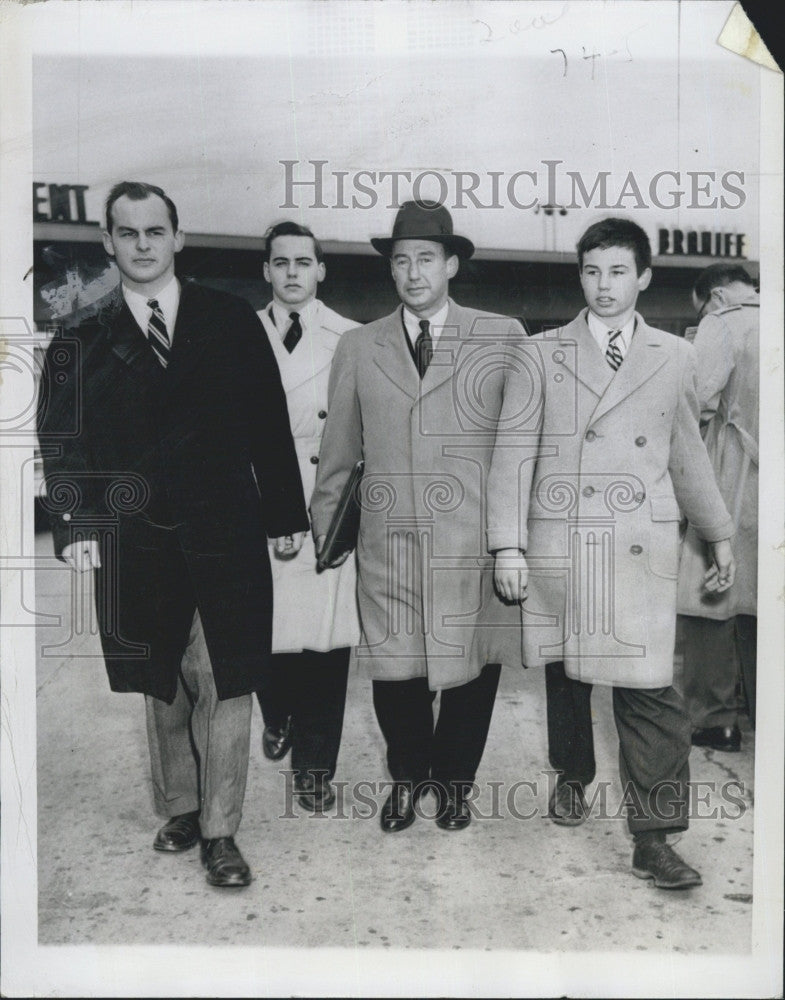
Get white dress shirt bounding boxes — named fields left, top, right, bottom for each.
left=268, top=298, right=317, bottom=342
left=402, top=301, right=450, bottom=351
left=587, top=309, right=636, bottom=362
left=123, top=277, right=181, bottom=345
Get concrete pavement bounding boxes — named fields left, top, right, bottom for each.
left=35, top=528, right=755, bottom=957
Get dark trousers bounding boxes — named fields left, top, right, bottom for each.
left=372, top=663, right=502, bottom=789
left=256, top=647, right=350, bottom=781
left=681, top=614, right=757, bottom=730
left=545, top=661, right=691, bottom=834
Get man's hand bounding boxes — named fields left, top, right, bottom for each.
left=315, top=534, right=350, bottom=568
left=62, top=540, right=101, bottom=573
left=493, top=548, right=528, bottom=603
left=273, top=532, right=306, bottom=559
left=703, top=538, right=736, bottom=593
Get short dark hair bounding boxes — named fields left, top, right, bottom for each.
left=263, top=221, right=324, bottom=263
left=105, top=181, right=179, bottom=233
left=693, top=263, right=755, bottom=300
left=577, top=217, right=652, bottom=275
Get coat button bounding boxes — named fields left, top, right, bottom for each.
left=635, top=436, right=647, bottom=447
left=585, top=429, right=596, bottom=442
left=318, top=410, right=327, bottom=419
left=310, top=456, right=319, bottom=465
left=634, top=491, right=646, bottom=503
left=582, top=485, right=595, bottom=497
left=62, top=512, right=72, bottom=522
left=630, top=544, right=643, bottom=555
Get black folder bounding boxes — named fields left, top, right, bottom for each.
left=316, top=460, right=364, bottom=572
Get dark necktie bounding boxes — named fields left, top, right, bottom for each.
left=414, top=319, right=433, bottom=379
left=146, top=299, right=170, bottom=368
left=605, top=329, right=623, bottom=371
left=284, top=312, right=302, bottom=353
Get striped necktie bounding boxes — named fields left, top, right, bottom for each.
left=146, top=298, right=171, bottom=368
left=414, top=319, right=433, bottom=379
left=605, top=329, right=623, bottom=371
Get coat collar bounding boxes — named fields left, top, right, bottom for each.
left=372, top=298, right=466, bottom=402
left=259, top=299, right=340, bottom=394
left=557, top=309, right=669, bottom=422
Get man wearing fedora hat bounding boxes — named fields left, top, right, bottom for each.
left=311, top=200, right=522, bottom=833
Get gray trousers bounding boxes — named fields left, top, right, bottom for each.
left=681, top=614, right=757, bottom=730
left=145, top=612, right=252, bottom=839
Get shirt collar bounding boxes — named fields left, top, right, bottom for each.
left=586, top=309, right=636, bottom=353
left=402, top=301, right=450, bottom=346
left=123, top=276, right=180, bottom=334
left=270, top=298, right=317, bottom=338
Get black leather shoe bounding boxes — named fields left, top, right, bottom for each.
left=548, top=781, right=588, bottom=826
left=380, top=782, right=422, bottom=833
left=631, top=840, right=702, bottom=889
left=294, top=773, right=336, bottom=812
left=435, top=786, right=472, bottom=831
left=262, top=717, right=293, bottom=761
left=691, top=724, right=741, bottom=752
left=201, top=836, right=252, bottom=887
left=153, top=811, right=201, bottom=852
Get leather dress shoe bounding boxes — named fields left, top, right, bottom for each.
left=548, top=781, right=588, bottom=826
left=631, top=839, right=702, bottom=889
left=691, top=724, right=741, bottom=752
left=153, top=811, right=201, bottom=852
left=262, top=717, right=293, bottom=761
left=294, top=773, right=336, bottom=812
left=201, top=836, right=252, bottom=887
left=380, top=781, right=423, bottom=833
left=435, top=786, right=472, bottom=831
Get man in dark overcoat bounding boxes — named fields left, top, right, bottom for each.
left=38, top=181, right=309, bottom=887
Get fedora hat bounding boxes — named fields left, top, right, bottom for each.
left=371, top=200, right=475, bottom=259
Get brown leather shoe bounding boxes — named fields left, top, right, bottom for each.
left=201, top=837, right=252, bottom=887
left=153, top=811, right=201, bottom=852
left=547, top=781, right=588, bottom=826
left=262, top=717, right=293, bottom=760
left=631, top=840, right=702, bottom=889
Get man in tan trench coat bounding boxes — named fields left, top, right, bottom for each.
left=489, top=218, right=735, bottom=889
left=311, top=200, right=522, bottom=833
left=677, top=264, right=759, bottom=750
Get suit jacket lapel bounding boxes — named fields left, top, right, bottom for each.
left=590, top=314, right=669, bottom=423
left=165, top=281, right=213, bottom=384
left=557, top=310, right=614, bottom=399
left=373, top=307, right=419, bottom=402
left=104, top=288, right=162, bottom=379
left=419, top=299, right=464, bottom=400
left=261, top=300, right=339, bottom=395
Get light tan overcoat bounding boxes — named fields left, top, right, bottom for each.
left=486, top=310, right=734, bottom=688
left=311, top=300, right=522, bottom=690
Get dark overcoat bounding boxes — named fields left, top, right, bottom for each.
left=38, top=280, right=309, bottom=702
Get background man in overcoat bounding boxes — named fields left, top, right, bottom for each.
left=255, top=220, right=360, bottom=811
left=677, top=263, right=759, bottom=749
left=38, top=181, right=309, bottom=887
left=489, top=218, right=735, bottom=889
left=311, top=200, right=522, bottom=833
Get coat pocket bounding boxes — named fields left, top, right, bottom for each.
left=647, top=494, right=681, bottom=579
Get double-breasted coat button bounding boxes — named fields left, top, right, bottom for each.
left=630, top=544, right=643, bottom=555
left=635, top=436, right=647, bottom=447
left=585, top=429, right=596, bottom=442
left=634, top=491, right=646, bottom=503
left=62, top=512, right=72, bottom=522
left=318, top=410, right=327, bottom=419
left=310, top=456, right=319, bottom=465
left=582, top=485, right=595, bottom=497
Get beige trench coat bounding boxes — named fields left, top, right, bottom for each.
left=677, top=299, right=759, bottom=619
left=311, top=300, right=523, bottom=690
left=486, top=310, right=733, bottom=688
left=260, top=300, right=360, bottom=653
